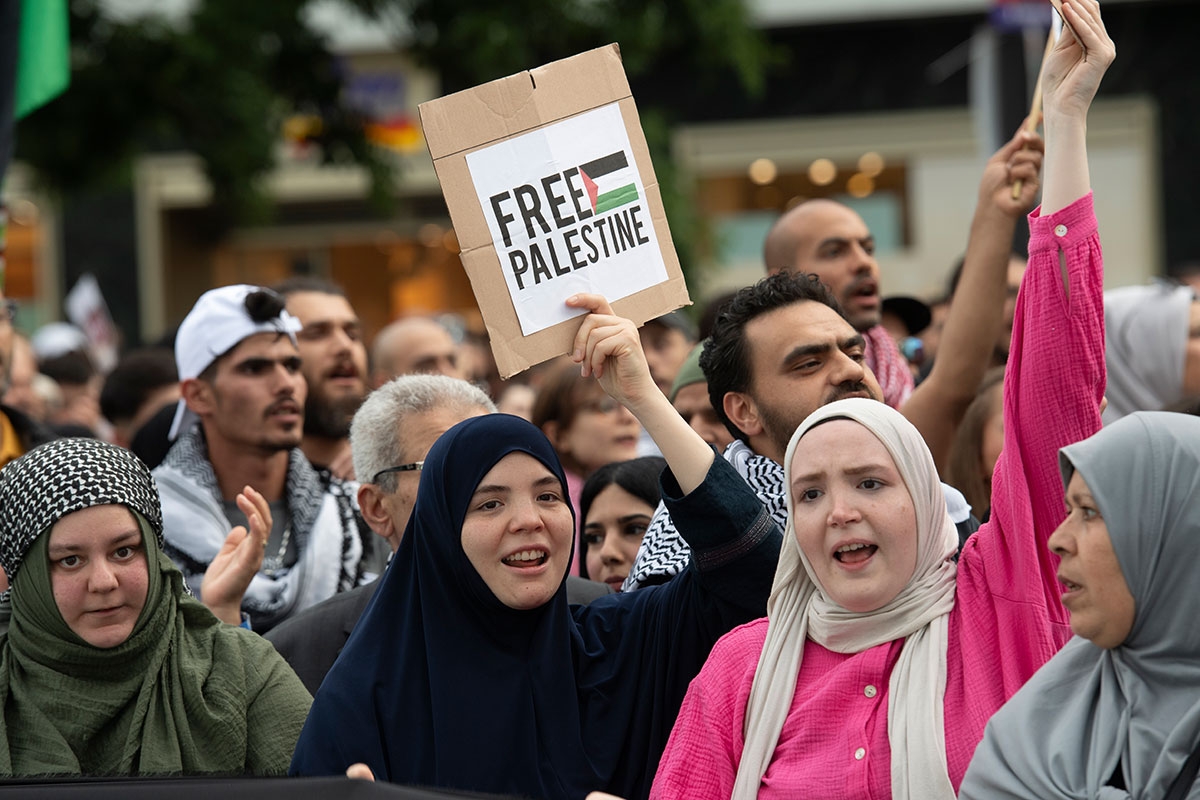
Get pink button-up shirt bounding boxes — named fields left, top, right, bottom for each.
left=651, top=193, right=1105, bottom=799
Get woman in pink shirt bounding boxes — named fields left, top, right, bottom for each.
left=650, top=2, right=1115, bottom=798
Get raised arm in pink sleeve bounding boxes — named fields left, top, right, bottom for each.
left=651, top=196, right=1107, bottom=799
left=957, top=191, right=1105, bottom=687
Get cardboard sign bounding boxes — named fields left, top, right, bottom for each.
left=420, top=44, right=690, bottom=378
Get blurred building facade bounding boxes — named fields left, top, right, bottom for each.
left=2, top=0, right=1189, bottom=347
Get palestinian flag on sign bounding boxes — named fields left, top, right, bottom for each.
left=578, top=151, right=639, bottom=215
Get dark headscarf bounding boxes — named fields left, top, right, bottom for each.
left=293, top=414, right=703, bottom=799
left=578, top=456, right=665, bottom=580
left=0, top=438, right=311, bottom=776
left=960, top=412, right=1200, bottom=799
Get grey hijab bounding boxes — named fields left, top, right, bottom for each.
left=959, top=411, right=1200, bottom=800
left=1103, top=282, right=1193, bottom=425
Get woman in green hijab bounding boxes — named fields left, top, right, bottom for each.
left=0, top=437, right=311, bottom=777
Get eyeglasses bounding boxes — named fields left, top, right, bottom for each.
left=371, top=461, right=424, bottom=483
left=580, top=396, right=622, bottom=415
left=0, top=300, right=17, bottom=326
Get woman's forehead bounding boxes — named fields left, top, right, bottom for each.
left=48, top=504, right=140, bottom=546
left=476, top=451, right=559, bottom=484
left=795, top=418, right=890, bottom=459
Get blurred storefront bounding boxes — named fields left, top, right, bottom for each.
left=677, top=99, right=1159, bottom=302
left=0, top=166, right=61, bottom=330
left=132, top=50, right=478, bottom=346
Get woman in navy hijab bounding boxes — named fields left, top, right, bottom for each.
left=290, top=297, right=781, bottom=800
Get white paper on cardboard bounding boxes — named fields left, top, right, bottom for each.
left=464, top=102, right=667, bottom=335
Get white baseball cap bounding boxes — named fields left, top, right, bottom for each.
left=168, top=284, right=302, bottom=440
left=30, top=322, right=89, bottom=361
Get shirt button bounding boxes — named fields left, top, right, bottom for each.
left=854, top=747, right=866, bottom=760
left=1054, top=223, right=1068, bottom=237
left=864, top=684, right=877, bottom=698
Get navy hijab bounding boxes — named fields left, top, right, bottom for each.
left=291, top=414, right=631, bottom=797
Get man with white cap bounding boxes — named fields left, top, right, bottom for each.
left=154, top=285, right=369, bottom=632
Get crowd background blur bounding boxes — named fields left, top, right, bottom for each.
left=1, top=0, right=1199, bottom=791
left=2, top=0, right=1197, bottom=364
left=0, top=0, right=1196, bottom=550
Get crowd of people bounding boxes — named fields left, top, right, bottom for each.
left=1, top=1, right=1198, bottom=797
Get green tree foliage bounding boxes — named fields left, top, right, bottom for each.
left=14, top=0, right=393, bottom=226
left=348, top=0, right=776, bottom=278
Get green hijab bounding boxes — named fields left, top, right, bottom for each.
left=0, top=438, right=310, bottom=777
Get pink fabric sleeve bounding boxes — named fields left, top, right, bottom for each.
left=649, top=621, right=764, bottom=800
left=957, top=192, right=1105, bottom=684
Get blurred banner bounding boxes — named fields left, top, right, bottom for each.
left=1, top=0, right=69, bottom=290
left=13, top=0, right=70, bottom=119
left=990, top=0, right=1054, bottom=32
left=65, top=273, right=119, bottom=373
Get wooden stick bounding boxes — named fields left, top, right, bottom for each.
left=1011, top=25, right=1057, bottom=200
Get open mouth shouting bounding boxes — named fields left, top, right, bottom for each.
left=847, top=277, right=879, bottom=307
left=834, top=541, right=878, bottom=568
left=325, top=359, right=365, bottom=390
left=327, top=360, right=361, bottom=380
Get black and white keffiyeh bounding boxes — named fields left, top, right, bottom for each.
left=0, top=438, right=162, bottom=585
left=623, top=439, right=787, bottom=591
left=153, top=424, right=365, bottom=632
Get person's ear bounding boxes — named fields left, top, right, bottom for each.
left=181, top=378, right=215, bottom=416
left=723, top=392, right=762, bottom=438
left=357, top=484, right=395, bottom=541
left=542, top=420, right=569, bottom=456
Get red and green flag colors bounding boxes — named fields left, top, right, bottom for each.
left=578, top=150, right=639, bottom=215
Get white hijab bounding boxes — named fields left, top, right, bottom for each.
left=1103, top=281, right=1193, bottom=424
left=731, top=398, right=959, bottom=800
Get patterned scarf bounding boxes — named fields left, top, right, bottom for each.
left=623, top=440, right=787, bottom=591
left=864, top=323, right=914, bottom=409
left=154, top=425, right=364, bottom=632
left=0, top=439, right=162, bottom=586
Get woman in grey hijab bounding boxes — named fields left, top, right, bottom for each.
left=959, top=411, right=1200, bottom=799
left=1103, top=281, right=1199, bottom=424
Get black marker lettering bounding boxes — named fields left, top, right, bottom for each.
left=514, top=184, right=551, bottom=239
left=542, top=174, right=575, bottom=229
left=490, top=191, right=516, bottom=248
